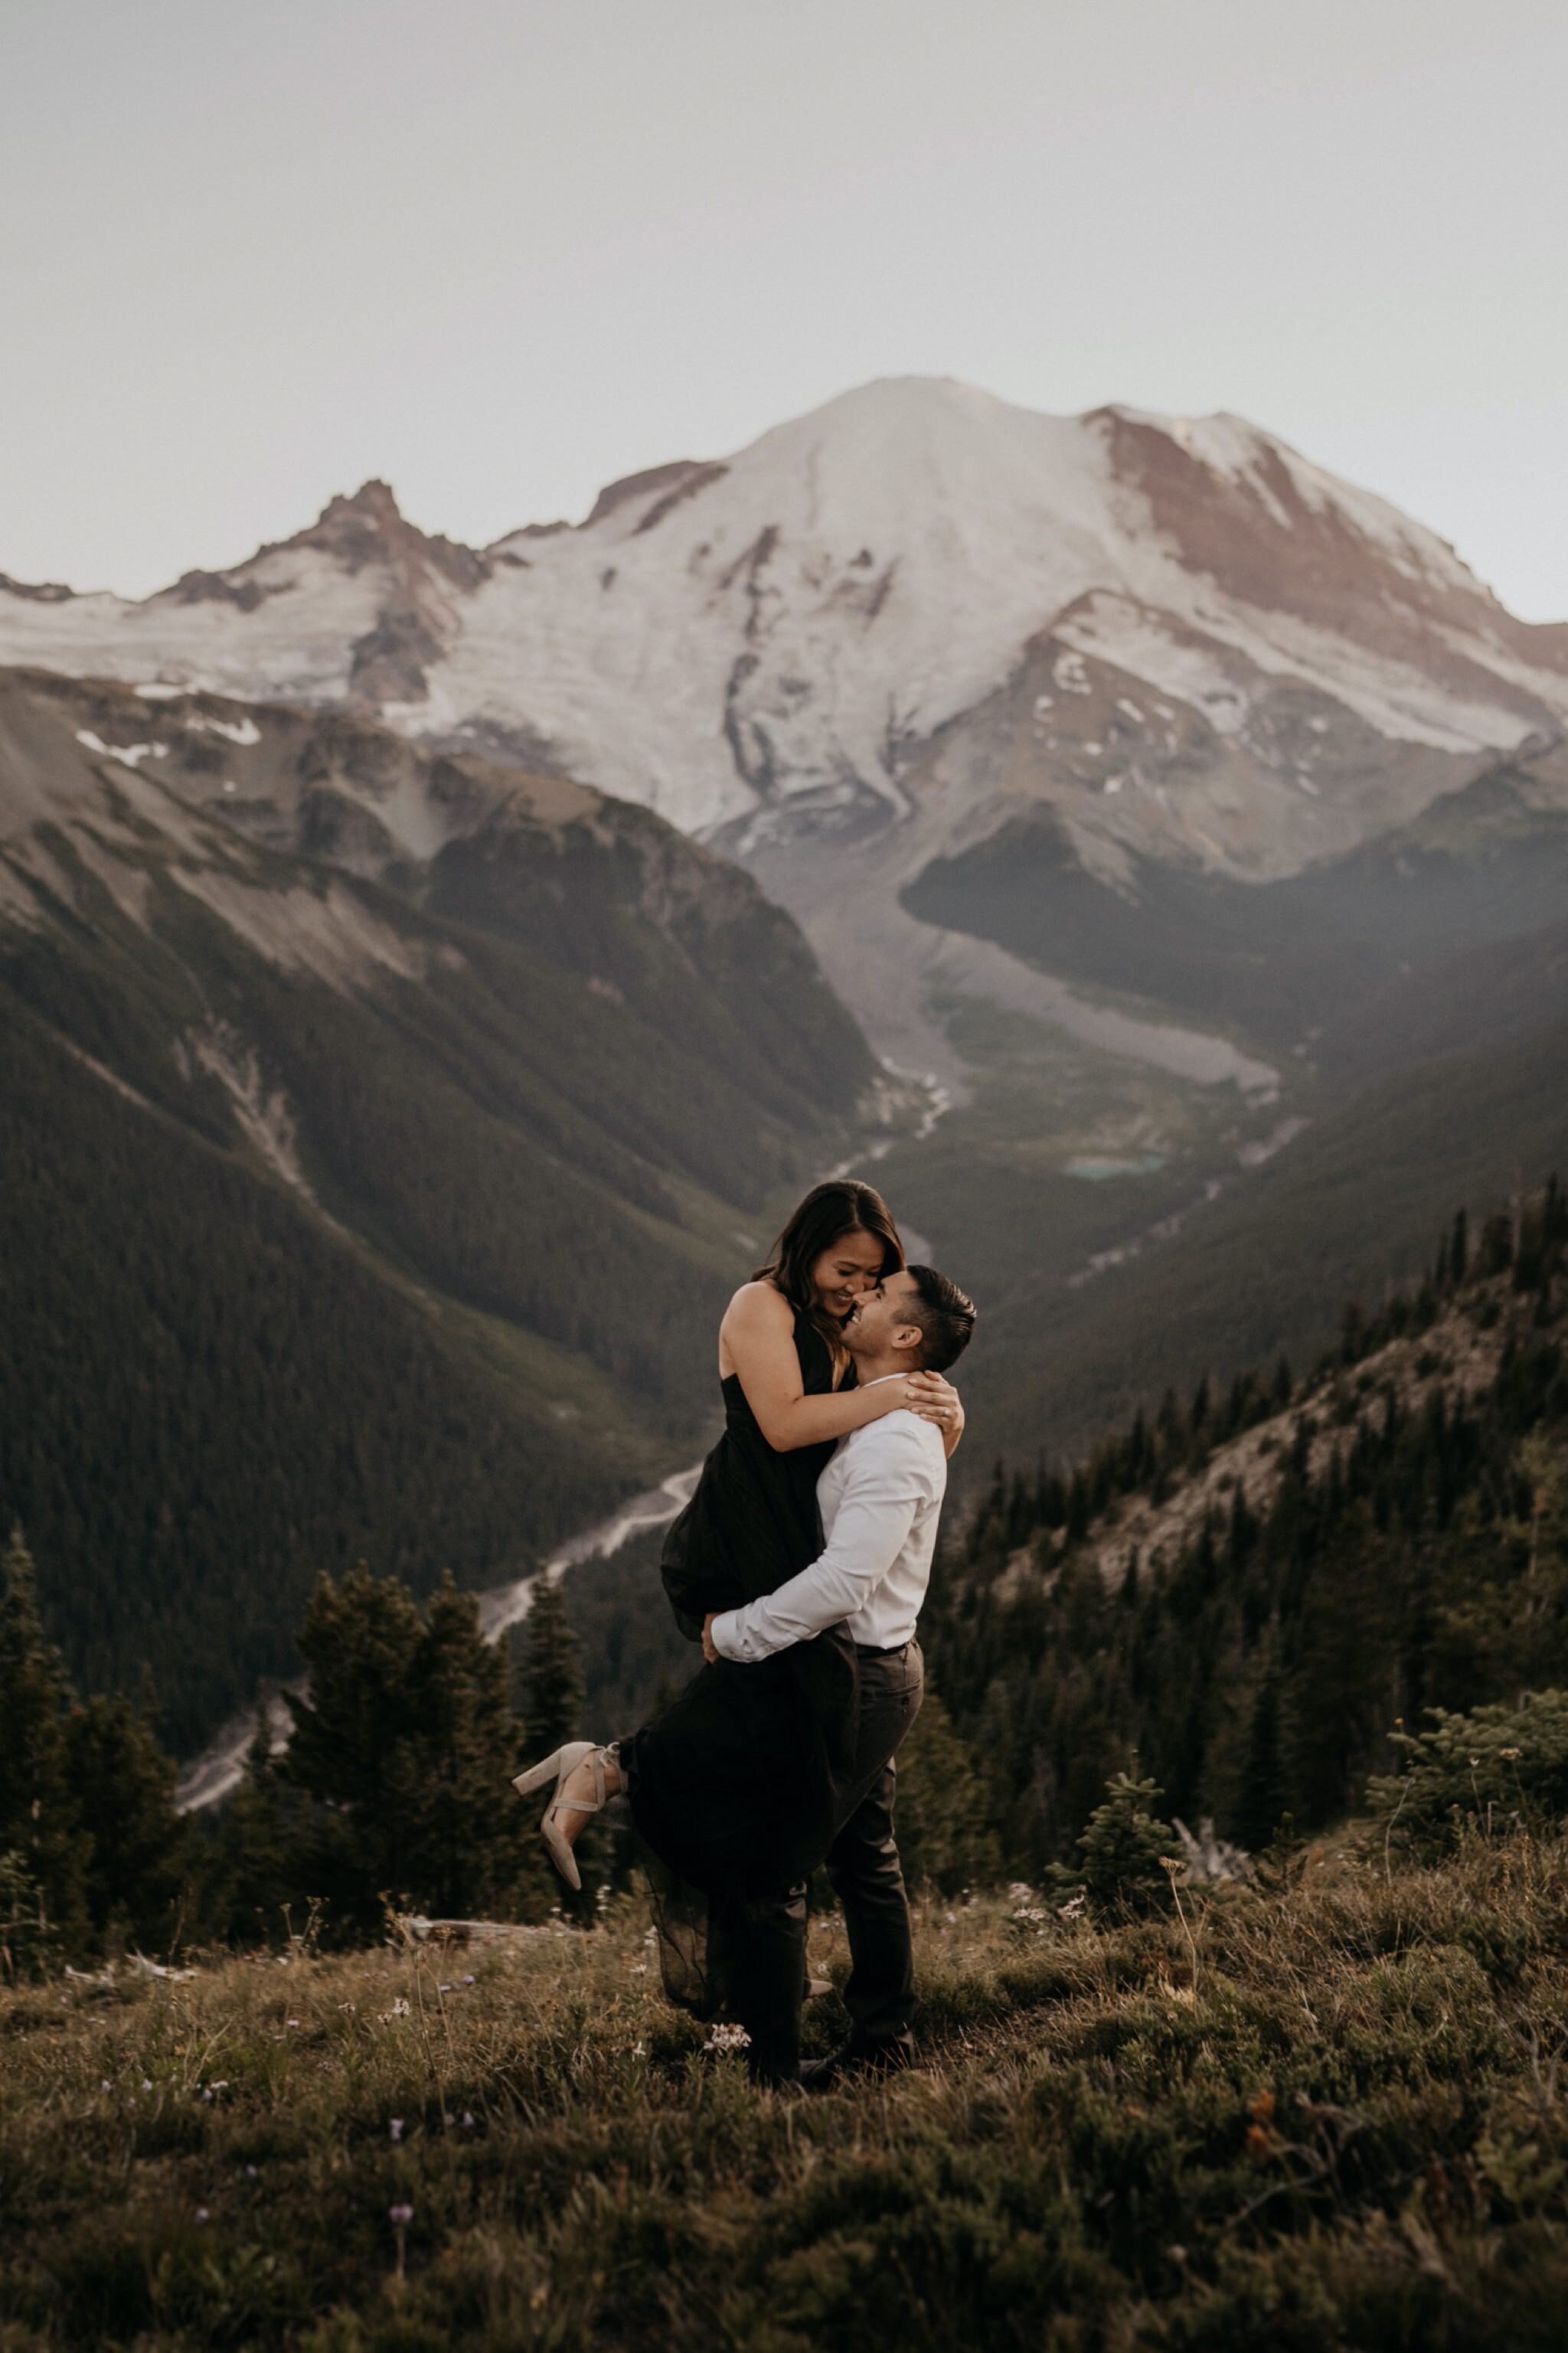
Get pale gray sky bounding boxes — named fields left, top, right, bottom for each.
left=3, top=0, right=1563, bottom=615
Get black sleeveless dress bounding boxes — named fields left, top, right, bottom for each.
left=621, top=1308, right=862, bottom=1918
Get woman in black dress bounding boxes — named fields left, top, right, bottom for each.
left=512, top=1179, right=963, bottom=2074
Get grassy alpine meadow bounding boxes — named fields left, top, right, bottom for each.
left=3, top=1835, right=1568, bottom=2352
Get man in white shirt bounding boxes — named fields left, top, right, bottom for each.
left=703, top=1263, right=976, bottom=2087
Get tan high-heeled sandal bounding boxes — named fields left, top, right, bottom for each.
left=511, top=1740, right=617, bottom=1892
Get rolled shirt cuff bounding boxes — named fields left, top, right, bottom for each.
left=707, top=1607, right=750, bottom=1662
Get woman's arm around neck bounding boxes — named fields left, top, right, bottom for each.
left=720, top=1281, right=911, bottom=1453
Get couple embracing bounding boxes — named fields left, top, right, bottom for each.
left=513, top=1178, right=976, bottom=2089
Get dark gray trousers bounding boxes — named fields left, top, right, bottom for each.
left=710, top=1639, right=923, bottom=2083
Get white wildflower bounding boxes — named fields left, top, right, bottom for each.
left=703, top=2021, right=752, bottom=2054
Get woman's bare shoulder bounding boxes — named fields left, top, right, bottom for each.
left=724, top=1278, right=791, bottom=1327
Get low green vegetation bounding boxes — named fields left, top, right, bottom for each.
left=3, top=1182, right=1568, bottom=2342
left=3, top=1825, right=1567, bottom=2349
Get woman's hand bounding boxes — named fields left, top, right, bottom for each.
left=701, top=1611, right=720, bottom=1665
left=900, top=1369, right=965, bottom=1453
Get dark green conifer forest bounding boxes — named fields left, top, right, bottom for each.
left=925, top=1181, right=1568, bottom=1871
left=2, top=1178, right=1562, bottom=1973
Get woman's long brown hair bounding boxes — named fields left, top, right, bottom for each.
left=753, top=1180, right=905, bottom=1345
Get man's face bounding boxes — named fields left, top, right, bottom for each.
left=844, top=1269, right=923, bottom=1361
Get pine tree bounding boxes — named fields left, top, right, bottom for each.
left=283, top=1564, right=434, bottom=1927
left=64, top=1694, right=190, bottom=1954
left=397, top=1575, right=532, bottom=1918
left=1451, top=1207, right=1469, bottom=1286
left=284, top=1564, right=539, bottom=1928
left=217, top=1706, right=297, bottom=1944
left=889, top=1691, right=1001, bottom=1894
left=514, top=1576, right=584, bottom=1760
left=1233, top=1665, right=1288, bottom=1852
left=1067, top=1773, right=1176, bottom=1912
left=0, top=1529, right=88, bottom=1953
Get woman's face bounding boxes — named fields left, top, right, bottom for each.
left=808, top=1227, right=887, bottom=1319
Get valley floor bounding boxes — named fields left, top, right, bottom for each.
left=4, top=1836, right=1566, bottom=2350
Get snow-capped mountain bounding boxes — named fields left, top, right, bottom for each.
left=6, top=377, right=1566, bottom=1077
left=6, top=378, right=1563, bottom=851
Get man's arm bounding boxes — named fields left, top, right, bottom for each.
left=707, top=1421, right=940, bottom=1663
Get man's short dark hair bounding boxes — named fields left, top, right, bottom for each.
left=903, top=1264, right=976, bottom=1374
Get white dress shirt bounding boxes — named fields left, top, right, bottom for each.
left=709, top=1384, right=948, bottom=1662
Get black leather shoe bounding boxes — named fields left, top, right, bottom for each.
left=799, top=2034, right=916, bottom=2092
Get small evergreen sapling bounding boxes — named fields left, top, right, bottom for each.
left=1056, top=1772, right=1178, bottom=1913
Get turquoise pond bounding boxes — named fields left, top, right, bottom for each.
left=1065, top=1154, right=1168, bottom=1181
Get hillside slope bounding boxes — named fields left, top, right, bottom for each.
left=928, top=1185, right=1568, bottom=1869
left=0, top=668, right=883, bottom=1744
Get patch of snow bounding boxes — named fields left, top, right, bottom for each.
left=188, top=713, right=262, bottom=747
left=134, top=681, right=184, bottom=699
left=75, top=730, right=167, bottom=767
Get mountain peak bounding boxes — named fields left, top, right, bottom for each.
left=282, top=478, right=488, bottom=596
left=317, top=479, right=406, bottom=531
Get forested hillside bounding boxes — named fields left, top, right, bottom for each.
left=927, top=1182, right=1568, bottom=1871
left=0, top=668, right=884, bottom=1745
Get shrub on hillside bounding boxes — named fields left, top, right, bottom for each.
left=1365, top=1688, right=1568, bottom=1855
left=1053, top=1771, right=1177, bottom=1913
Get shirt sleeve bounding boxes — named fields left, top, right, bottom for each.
left=709, top=1419, right=940, bottom=1662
